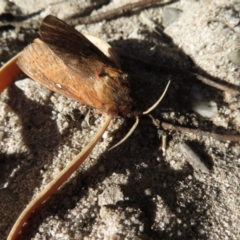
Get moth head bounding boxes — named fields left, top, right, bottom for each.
left=93, top=66, right=135, bottom=117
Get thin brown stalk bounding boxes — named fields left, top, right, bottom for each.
left=70, top=0, right=176, bottom=25
left=120, top=54, right=239, bottom=96
left=161, top=121, right=240, bottom=142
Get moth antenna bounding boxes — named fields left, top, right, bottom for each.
left=108, top=116, right=139, bottom=151
left=142, top=80, right=171, bottom=115
left=109, top=80, right=171, bottom=151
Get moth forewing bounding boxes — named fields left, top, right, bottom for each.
left=17, top=15, right=135, bottom=116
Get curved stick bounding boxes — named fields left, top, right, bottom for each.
left=0, top=53, right=22, bottom=92
left=7, top=115, right=112, bottom=240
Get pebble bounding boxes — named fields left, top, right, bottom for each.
left=0, top=103, right=10, bottom=118
left=234, top=26, right=240, bottom=33
left=162, top=7, right=183, bottom=28
left=0, top=131, right=4, bottom=141
left=0, top=0, right=7, bottom=14
left=81, top=120, right=88, bottom=129
left=229, top=17, right=240, bottom=27
left=228, top=50, right=240, bottom=66
left=102, top=131, right=109, bottom=139
left=192, top=101, right=218, bottom=118
left=98, top=184, right=124, bottom=206
left=144, top=188, right=152, bottom=196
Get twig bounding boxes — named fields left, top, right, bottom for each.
left=146, top=115, right=240, bottom=142
left=120, top=54, right=240, bottom=96
left=180, top=143, right=210, bottom=173
left=70, top=0, right=176, bottom=25
left=0, top=0, right=175, bottom=29
left=161, top=133, right=167, bottom=156
left=0, top=53, right=22, bottom=92
left=160, top=121, right=240, bottom=142
left=7, top=116, right=112, bottom=240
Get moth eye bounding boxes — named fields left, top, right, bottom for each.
left=98, top=72, right=108, bottom=78
left=95, top=72, right=107, bottom=80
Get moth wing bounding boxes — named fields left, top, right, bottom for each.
left=17, top=15, right=134, bottom=116
left=17, top=38, right=103, bottom=110
left=39, top=15, right=117, bottom=77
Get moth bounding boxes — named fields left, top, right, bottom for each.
left=17, top=15, right=137, bottom=117
left=17, top=15, right=170, bottom=148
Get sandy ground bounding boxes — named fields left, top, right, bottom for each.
left=0, top=0, right=240, bottom=239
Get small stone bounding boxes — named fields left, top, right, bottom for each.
left=234, top=26, right=240, bottom=33
left=0, top=0, right=7, bottom=14
left=144, top=188, right=152, bottom=196
left=98, top=184, right=124, bottom=206
left=162, top=7, right=183, bottom=28
left=81, top=120, right=88, bottom=129
left=102, top=131, right=109, bottom=139
left=139, top=225, right=144, bottom=232
left=229, top=17, right=240, bottom=27
left=0, top=102, right=10, bottom=119
left=192, top=101, right=218, bottom=118
left=228, top=50, right=240, bottom=66
left=81, top=208, right=88, bottom=215
left=0, top=132, right=4, bottom=141
left=62, top=121, right=69, bottom=129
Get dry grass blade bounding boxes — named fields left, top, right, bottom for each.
left=7, top=116, right=112, bottom=240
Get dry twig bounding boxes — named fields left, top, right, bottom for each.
left=120, top=54, right=240, bottom=96
left=147, top=115, right=240, bottom=142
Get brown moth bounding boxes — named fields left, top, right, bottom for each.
left=17, top=15, right=136, bottom=117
